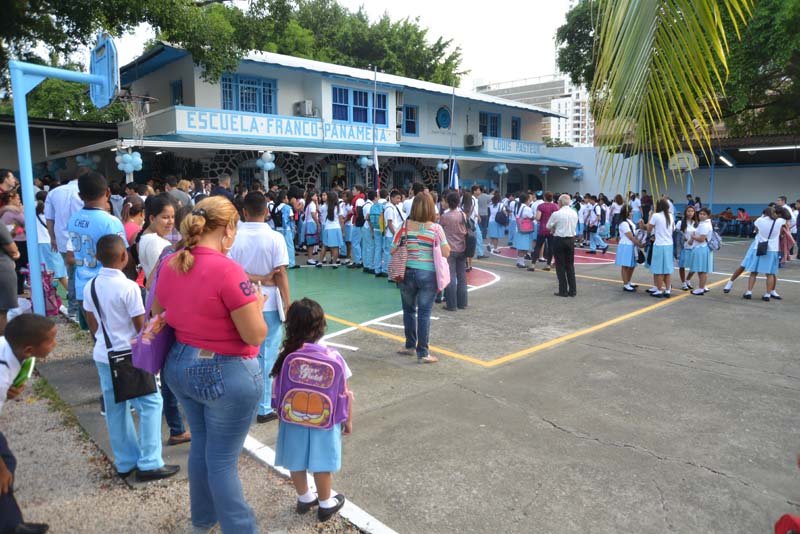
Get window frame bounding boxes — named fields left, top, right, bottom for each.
left=403, top=104, right=419, bottom=136
left=511, top=116, right=521, bottom=140
left=331, top=86, right=389, bottom=126
left=170, top=79, right=183, bottom=106
left=479, top=111, right=502, bottom=138
left=220, top=74, right=277, bottom=114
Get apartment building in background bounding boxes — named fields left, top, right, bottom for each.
left=476, top=75, right=595, bottom=147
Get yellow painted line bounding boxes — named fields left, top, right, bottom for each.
left=324, top=313, right=491, bottom=367
left=484, top=277, right=730, bottom=367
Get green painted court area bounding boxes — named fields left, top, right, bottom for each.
left=286, top=266, right=402, bottom=333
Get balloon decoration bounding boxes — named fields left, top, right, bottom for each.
left=115, top=151, right=143, bottom=175
left=76, top=154, right=101, bottom=170
left=493, top=163, right=509, bottom=175
left=573, top=168, right=584, bottom=181
left=357, top=155, right=374, bottom=169
left=435, top=161, right=449, bottom=172
left=256, top=151, right=276, bottom=171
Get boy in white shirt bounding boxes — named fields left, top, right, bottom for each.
left=371, top=189, right=389, bottom=276
left=380, top=190, right=406, bottom=278
left=228, top=192, right=289, bottom=424
left=82, top=235, right=179, bottom=483
left=361, top=190, right=375, bottom=273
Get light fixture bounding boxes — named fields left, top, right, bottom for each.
left=718, top=155, right=734, bottom=167
left=740, top=145, right=799, bottom=152
left=558, top=166, right=568, bottom=170
left=154, top=151, right=163, bottom=155
left=110, top=147, right=117, bottom=152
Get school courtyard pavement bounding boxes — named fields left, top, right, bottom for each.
left=39, top=238, right=799, bottom=533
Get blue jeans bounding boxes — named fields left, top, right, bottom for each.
left=362, top=227, right=374, bottom=270
left=383, top=233, right=394, bottom=272
left=64, top=257, right=77, bottom=313
left=589, top=231, right=607, bottom=252
left=373, top=231, right=386, bottom=273
left=281, top=224, right=295, bottom=268
left=351, top=226, right=363, bottom=264
left=161, top=375, right=185, bottom=436
left=508, top=218, right=517, bottom=246
left=163, top=342, right=263, bottom=533
left=399, top=268, right=438, bottom=358
left=96, top=361, right=165, bottom=472
left=257, top=310, right=283, bottom=415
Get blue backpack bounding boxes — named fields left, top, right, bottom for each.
left=369, top=202, right=385, bottom=232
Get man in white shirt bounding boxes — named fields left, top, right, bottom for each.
left=361, top=190, right=375, bottom=273
left=0, top=314, right=57, bottom=534
left=229, top=192, right=289, bottom=423
left=371, top=189, right=389, bottom=276
left=82, top=235, right=179, bottom=482
left=380, top=190, right=405, bottom=278
left=547, top=194, right=579, bottom=297
left=585, top=196, right=608, bottom=253
left=402, top=182, right=425, bottom=218
left=350, top=185, right=367, bottom=269
left=44, top=173, right=83, bottom=315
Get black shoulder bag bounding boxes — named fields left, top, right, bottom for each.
left=756, top=220, right=776, bottom=257
left=90, top=279, right=157, bottom=403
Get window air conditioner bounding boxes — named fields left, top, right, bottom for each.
left=464, top=132, right=483, bottom=148
left=293, top=100, right=314, bottom=117
left=396, top=91, right=404, bottom=108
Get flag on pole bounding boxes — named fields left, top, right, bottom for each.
left=449, top=159, right=460, bottom=190
left=372, top=145, right=380, bottom=189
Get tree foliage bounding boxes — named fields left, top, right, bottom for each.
left=555, top=0, right=598, bottom=88
left=1, top=0, right=464, bottom=121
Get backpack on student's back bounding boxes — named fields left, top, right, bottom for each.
left=272, top=344, right=350, bottom=430
left=369, top=202, right=385, bottom=233
left=271, top=203, right=283, bottom=228
left=495, top=205, right=509, bottom=226
left=355, top=204, right=366, bottom=227
left=599, top=205, right=607, bottom=226
left=708, top=229, right=723, bottom=251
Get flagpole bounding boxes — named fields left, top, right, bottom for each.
left=447, top=84, right=456, bottom=192
left=372, top=64, right=378, bottom=190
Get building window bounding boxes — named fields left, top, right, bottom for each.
left=479, top=112, right=501, bottom=138
left=170, top=80, right=183, bottom=106
left=403, top=105, right=418, bottom=135
left=511, top=117, right=521, bottom=140
left=352, top=90, right=369, bottom=123
left=332, top=86, right=388, bottom=125
left=373, top=93, right=387, bottom=126
left=221, top=74, right=277, bottom=114
left=333, top=87, right=349, bottom=121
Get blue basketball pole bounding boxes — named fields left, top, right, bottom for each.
left=9, top=60, right=109, bottom=315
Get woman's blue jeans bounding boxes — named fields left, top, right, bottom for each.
left=399, top=267, right=438, bottom=359
left=163, top=341, right=263, bottom=533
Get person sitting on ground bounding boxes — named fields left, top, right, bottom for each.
left=0, top=314, right=57, bottom=534
left=272, top=298, right=352, bottom=523
left=83, top=235, right=180, bottom=483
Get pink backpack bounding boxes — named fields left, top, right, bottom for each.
left=272, top=343, right=350, bottom=430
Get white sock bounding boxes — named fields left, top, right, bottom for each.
left=744, top=290, right=752, bottom=295
left=724, top=281, right=733, bottom=291
left=764, top=293, right=771, bottom=298
left=298, top=490, right=317, bottom=503
left=319, top=492, right=339, bottom=508
left=770, top=290, right=780, bottom=297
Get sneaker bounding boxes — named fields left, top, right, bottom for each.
left=256, top=412, right=278, bottom=424
left=418, top=355, right=438, bottom=364
left=516, top=263, right=526, bottom=269
left=315, top=263, right=322, bottom=268
left=538, top=258, right=546, bottom=263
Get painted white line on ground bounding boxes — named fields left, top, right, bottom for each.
left=324, top=342, right=360, bottom=351
left=467, top=267, right=501, bottom=292
left=712, top=271, right=800, bottom=284
left=243, top=435, right=399, bottom=534
left=372, top=322, right=404, bottom=329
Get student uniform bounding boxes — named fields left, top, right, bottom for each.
left=322, top=206, right=344, bottom=249
left=304, top=201, right=319, bottom=246
left=507, top=199, right=518, bottom=245
left=689, top=219, right=713, bottom=273
left=615, top=219, right=638, bottom=267
left=586, top=204, right=608, bottom=252
left=229, top=222, right=289, bottom=417
left=745, top=216, right=785, bottom=275
left=351, top=196, right=366, bottom=265
left=382, top=202, right=406, bottom=272
left=648, top=212, right=675, bottom=275
left=361, top=199, right=374, bottom=271
left=679, top=221, right=696, bottom=269
left=512, top=204, right=535, bottom=258
left=0, top=338, right=24, bottom=531
left=83, top=268, right=165, bottom=474
left=339, top=200, right=349, bottom=256
left=371, top=199, right=388, bottom=274
left=487, top=203, right=505, bottom=239
left=276, top=202, right=296, bottom=268
left=630, top=197, right=642, bottom=224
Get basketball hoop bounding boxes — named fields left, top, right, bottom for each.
left=118, top=90, right=158, bottom=144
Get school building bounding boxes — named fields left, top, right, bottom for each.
left=45, top=42, right=584, bottom=193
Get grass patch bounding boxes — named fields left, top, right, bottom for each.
left=32, top=375, right=89, bottom=440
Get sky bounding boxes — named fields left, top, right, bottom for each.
left=112, top=0, right=574, bottom=89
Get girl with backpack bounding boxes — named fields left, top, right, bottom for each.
left=615, top=205, right=644, bottom=292
left=678, top=205, right=697, bottom=291
left=303, top=191, right=320, bottom=259
left=512, top=193, right=535, bottom=270
left=316, top=191, right=344, bottom=268
left=486, top=191, right=505, bottom=254
left=272, top=298, right=352, bottom=522
left=688, top=207, right=714, bottom=295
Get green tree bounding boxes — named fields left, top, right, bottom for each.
left=542, top=136, right=573, bottom=148
left=555, top=0, right=598, bottom=88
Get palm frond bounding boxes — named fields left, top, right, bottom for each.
left=592, top=0, right=754, bottom=194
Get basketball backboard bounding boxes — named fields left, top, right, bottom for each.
left=90, top=32, right=120, bottom=109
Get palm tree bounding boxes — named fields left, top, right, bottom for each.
left=591, top=0, right=755, bottom=192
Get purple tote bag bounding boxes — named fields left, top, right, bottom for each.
left=131, top=259, right=175, bottom=374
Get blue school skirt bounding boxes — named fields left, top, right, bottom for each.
left=322, top=227, right=344, bottom=248
left=274, top=421, right=342, bottom=473
left=649, top=245, right=674, bottom=275
left=745, top=250, right=779, bottom=275
left=740, top=240, right=757, bottom=268
left=577, top=222, right=584, bottom=235
left=512, top=230, right=533, bottom=252
left=487, top=220, right=505, bottom=239
left=633, top=212, right=642, bottom=224
left=615, top=243, right=637, bottom=268
left=689, top=246, right=713, bottom=273
left=344, top=222, right=353, bottom=243
left=678, top=248, right=694, bottom=269
left=39, top=244, right=67, bottom=279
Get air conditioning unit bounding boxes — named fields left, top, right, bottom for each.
left=396, top=110, right=403, bottom=124
left=464, top=132, right=483, bottom=148
left=293, top=100, right=314, bottom=117
left=396, top=91, right=404, bottom=108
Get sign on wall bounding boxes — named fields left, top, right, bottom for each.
left=482, top=137, right=544, bottom=156
left=176, top=107, right=396, bottom=145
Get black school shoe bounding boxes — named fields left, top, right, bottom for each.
left=13, top=523, right=49, bottom=534
left=257, top=412, right=278, bottom=424
left=136, top=464, right=180, bottom=482
left=296, top=498, right=319, bottom=514
left=318, top=494, right=346, bottom=522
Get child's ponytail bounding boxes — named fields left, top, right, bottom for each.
left=271, top=298, right=327, bottom=377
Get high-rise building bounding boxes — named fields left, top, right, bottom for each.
left=476, top=76, right=595, bottom=147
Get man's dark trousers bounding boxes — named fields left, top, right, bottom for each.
left=553, top=236, right=576, bottom=296
left=0, top=430, right=23, bottom=532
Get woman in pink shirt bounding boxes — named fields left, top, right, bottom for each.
left=153, top=196, right=267, bottom=533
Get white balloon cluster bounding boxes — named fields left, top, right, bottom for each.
left=256, top=151, right=275, bottom=171
left=116, top=151, right=143, bottom=174
left=493, top=163, right=509, bottom=175
left=357, top=156, right=374, bottom=169
left=76, top=154, right=101, bottom=170
left=435, top=161, right=449, bottom=172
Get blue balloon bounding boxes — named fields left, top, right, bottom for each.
left=131, top=152, right=142, bottom=163
left=265, top=162, right=275, bottom=171
left=121, top=153, right=132, bottom=164
left=256, top=159, right=265, bottom=169
left=117, top=163, right=125, bottom=172
left=133, top=162, right=143, bottom=171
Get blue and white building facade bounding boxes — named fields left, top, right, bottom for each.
left=114, top=43, right=582, bottom=192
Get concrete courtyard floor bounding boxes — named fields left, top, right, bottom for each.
left=249, top=238, right=800, bottom=533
